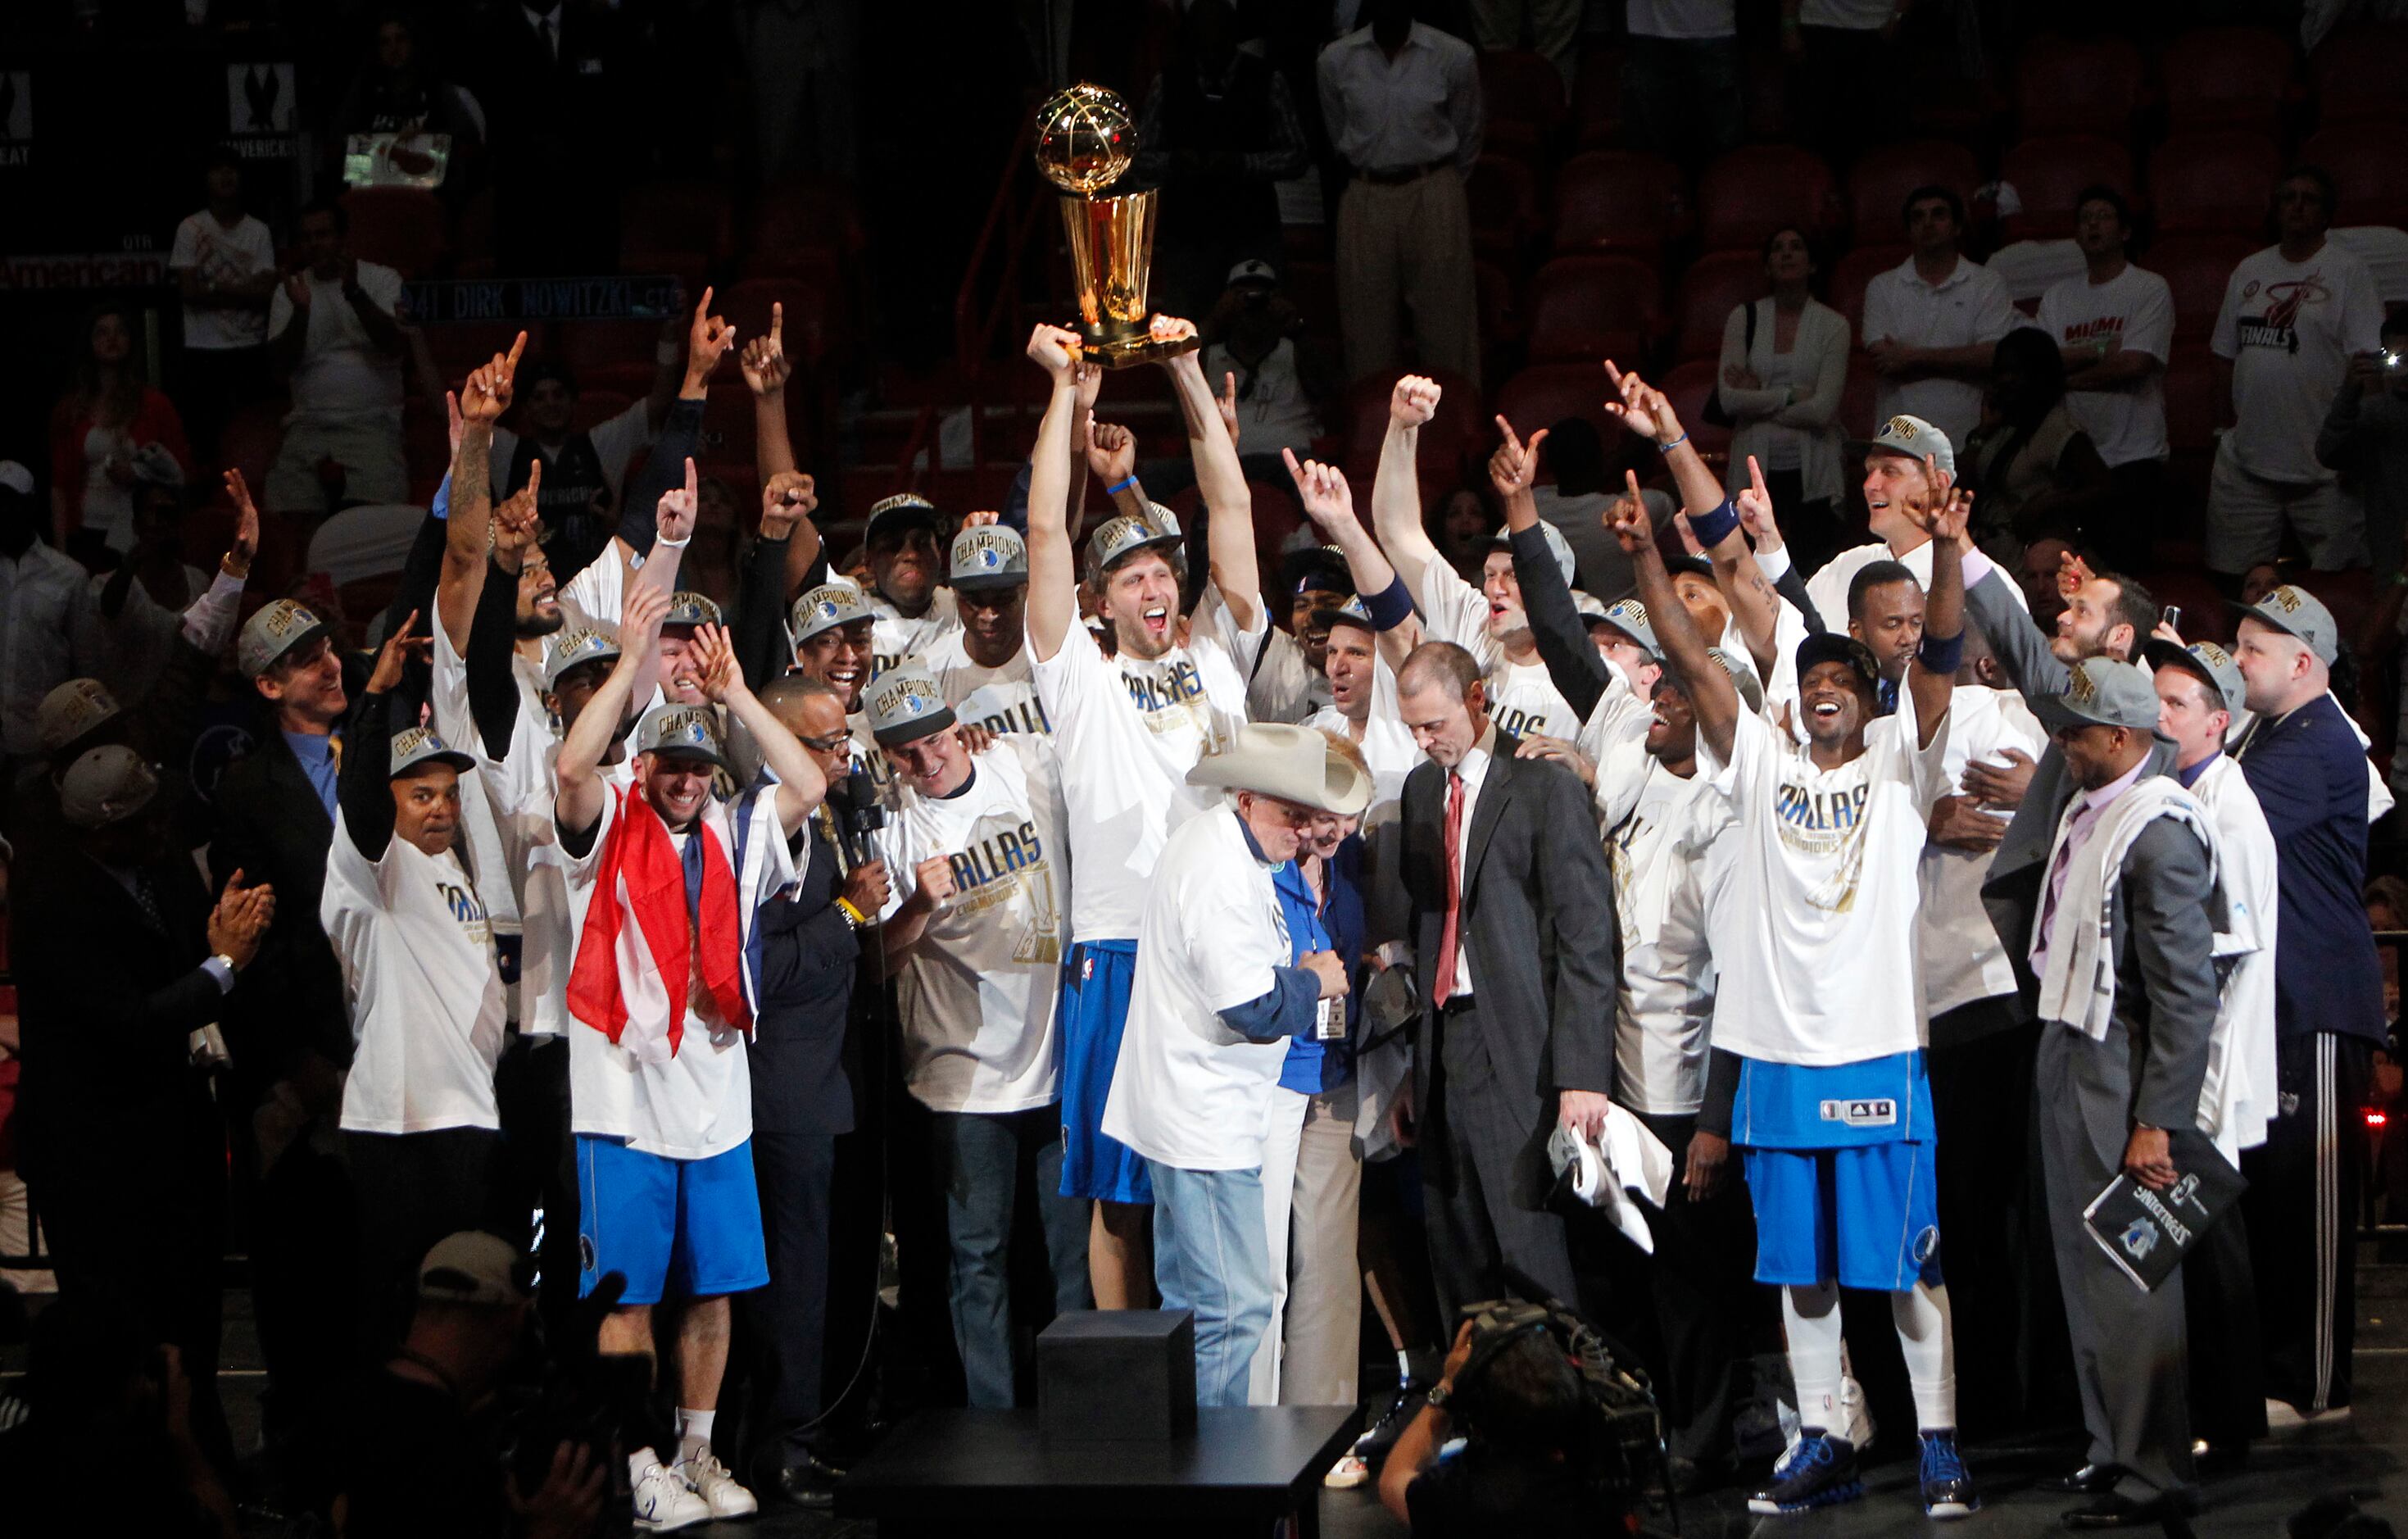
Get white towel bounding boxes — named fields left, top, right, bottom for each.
left=1555, top=1105, right=1676, bottom=1254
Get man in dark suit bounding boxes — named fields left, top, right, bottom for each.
left=1391, top=640, right=1618, bottom=1317
left=14, top=746, right=274, bottom=1477
left=743, top=677, right=881, bottom=1507
left=471, top=0, right=625, bottom=275
left=2019, top=658, right=2222, bottom=1528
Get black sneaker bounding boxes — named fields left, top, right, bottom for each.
left=1351, top=1382, right=1422, bottom=1471
left=1918, top=1428, right=1979, bottom=1519
left=1748, top=1432, right=1863, bottom=1516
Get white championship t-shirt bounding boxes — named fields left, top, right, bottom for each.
left=1028, top=586, right=1264, bottom=943
left=925, top=629, right=1052, bottom=737
left=265, top=261, right=407, bottom=422
left=871, top=587, right=959, bottom=679
left=877, top=738, right=1068, bottom=1114
left=1102, top=803, right=1297, bottom=1170
left=2213, top=241, right=2386, bottom=483
left=170, top=211, right=277, bottom=352
left=2037, top=264, right=2175, bottom=468
left=1699, top=692, right=1950, bottom=1065
left=1304, top=656, right=1422, bottom=829
left=1417, top=561, right=1581, bottom=742
left=1919, top=685, right=2044, bottom=1020
left=1611, top=759, right=1735, bottom=1113
left=559, top=784, right=796, bottom=1160
left=323, top=813, right=506, bottom=1134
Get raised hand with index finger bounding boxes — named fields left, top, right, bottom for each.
left=655, top=457, right=700, bottom=544
left=739, top=301, right=791, bottom=396
left=1488, top=415, right=1550, bottom=499
left=1281, top=447, right=1356, bottom=530
left=1605, top=468, right=1654, bottom=553
left=687, top=286, right=738, bottom=379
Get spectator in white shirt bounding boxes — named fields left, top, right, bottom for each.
left=169, top=146, right=279, bottom=462
left=2208, top=166, right=2386, bottom=586
left=2036, top=187, right=2174, bottom=576
left=0, top=462, right=107, bottom=801
left=265, top=197, right=410, bottom=517
left=1317, top=2, right=1482, bottom=386
left=1862, top=186, right=2020, bottom=452
left=1718, top=225, right=1852, bottom=575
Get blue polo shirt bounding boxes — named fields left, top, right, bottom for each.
left=1272, top=835, right=1366, bottom=1095
left=2238, top=692, right=2386, bottom=1046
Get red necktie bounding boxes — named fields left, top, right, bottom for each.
left=1434, top=769, right=1466, bottom=1006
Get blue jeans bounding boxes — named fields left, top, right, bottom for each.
left=1148, top=1160, right=1274, bottom=1408
left=929, top=1105, right=1093, bottom=1408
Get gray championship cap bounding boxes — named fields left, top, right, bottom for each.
left=238, top=598, right=332, bottom=679
left=60, top=745, right=161, bottom=829
left=2034, top=656, right=2163, bottom=734
left=1084, top=511, right=1183, bottom=581
left=2144, top=638, right=2246, bottom=718
left=864, top=659, right=958, bottom=747
left=543, top=628, right=622, bottom=690
left=1313, top=595, right=1376, bottom=635
left=1709, top=647, right=1765, bottom=715
left=663, top=591, right=723, bottom=631
left=38, top=679, right=120, bottom=756
left=1484, top=519, right=1577, bottom=590
left=1854, top=413, right=1957, bottom=479
left=389, top=724, right=475, bottom=777
left=633, top=702, right=730, bottom=770
left=1594, top=598, right=1662, bottom=661
left=950, top=524, right=1028, bottom=592
left=864, top=493, right=943, bottom=551
left=2233, top=583, right=2340, bottom=666
left=791, top=580, right=876, bottom=645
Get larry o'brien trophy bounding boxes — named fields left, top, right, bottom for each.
left=1033, top=84, right=1200, bottom=369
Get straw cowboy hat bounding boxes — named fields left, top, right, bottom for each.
left=1186, top=723, right=1372, bottom=817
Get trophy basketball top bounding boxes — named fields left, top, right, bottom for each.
left=1034, top=84, right=1133, bottom=197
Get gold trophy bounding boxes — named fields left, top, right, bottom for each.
left=1033, top=84, right=1199, bottom=369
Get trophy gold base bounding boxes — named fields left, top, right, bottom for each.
left=1074, top=326, right=1202, bottom=370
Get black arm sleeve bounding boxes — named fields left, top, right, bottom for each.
left=382, top=511, right=450, bottom=650
left=1508, top=524, right=1610, bottom=721
left=464, top=556, right=522, bottom=760
left=339, top=690, right=397, bottom=862
left=617, top=397, right=706, bottom=561
left=732, top=533, right=793, bottom=689
left=1697, top=1048, right=1743, bottom=1138
left=1773, top=563, right=1827, bottom=634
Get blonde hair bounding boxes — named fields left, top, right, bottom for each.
left=1317, top=726, right=1371, bottom=783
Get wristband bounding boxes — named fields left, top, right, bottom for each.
left=1362, top=572, right=1417, bottom=632
left=1688, top=496, right=1741, bottom=551
left=1657, top=432, right=1688, bottom=455
left=1918, top=628, right=1965, bottom=675
left=654, top=532, right=692, bottom=550
left=1753, top=541, right=1793, bottom=583
left=1105, top=474, right=1137, bottom=496
left=835, top=897, right=868, bottom=929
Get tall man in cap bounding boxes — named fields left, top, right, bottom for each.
left=1023, top=318, right=1271, bottom=1307
left=1104, top=724, right=1369, bottom=1405
left=925, top=520, right=1050, bottom=737
left=551, top=588, right=829, bottom=1528
left=860, top=493, right=959, bottom=673
left=1610, top=447, right=1983, bottom=1519
left=868, top=661, right=1088, bottom=1407
left=2023, top=656, right=2225, bottom=1528
left=13, top=744, right=274, bottom=1474
left=1807, top=415, right=2029, bottom=639
left=2229, top=583, right=2388, bottom=1428
left=2147, top=635, right=2279, bottom=1458
left=323, top=611, right=509, bottom=1351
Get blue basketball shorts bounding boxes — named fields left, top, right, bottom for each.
left=1743, top=1139, right=1943, bottom=1293
left=575, top=1135, right=770, bottom=1305
left=1056, top=939, right=1154, bottom=1206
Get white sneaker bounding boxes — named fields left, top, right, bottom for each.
left=2266, top=1397, right=2353, bottom=1431
left=1839, top=1373, right=1877, bottom=1453
left=679, top=1447, right=759, bottom=1520
left=631, top=1455, right=712, bottom=1532
left=1323, top=1453, right=1371, bottom=1489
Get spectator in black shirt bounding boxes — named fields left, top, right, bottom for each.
left=330, top=13, right=485, bottom=193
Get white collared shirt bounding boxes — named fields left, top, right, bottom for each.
left=0, top=540, right=107, bottom=761
left=1860, top=252, right=2021, bottom=448
left=1316, top=21, right=1483, bottom=174
left=1443, top=722, right=1498, bottom=998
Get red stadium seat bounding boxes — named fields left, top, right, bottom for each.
left=2301, top=121, right=2408, bottom=229
left=1480, top=49, right=1567, bottom=159
left=1551, top=151, right=1689, bottom=258
left=1672, top=250, right=1768, bottom=364
left=2148, top=131, right=2283, bottom=237
left=1467, top=155, right=1541, bottom=266
left=1524, top=256, right=1661, bottom=365
left=1695, top=144, right=1842, bottom=253
left=1474, top=259, right=1526, bottom=375
left=2311, top=23, right=2408, bottom=126
left=2145, top=234, right=2256, bottom=342
left=1998, top=135, right=2135, bottom=242
left=620, top=182, right=733, bottom=271
left=1571, top=48, right=1623, bottom=149
left=1493, top=362, right=1624, bottom=448
left=342, top=188, right=447, bottom=279
left=2014, top=34, right=2147, bottom=138
left=1661, top=360, right=1729, bottom=464
left=1839, top=368, right=1880, bottom=447
left=2162, top=26, right=2296, bottom=134
left=1832, top=244, right=1907, bottom=338
left=1845, top=140, right=1983, bottom=247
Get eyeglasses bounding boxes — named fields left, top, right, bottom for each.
left=798, top=731, right=852, bottom=752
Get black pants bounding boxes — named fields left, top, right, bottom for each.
left=2184, top=1193, right=2265, bottom=1446
left=346, top=1126, right=508, bottom=1360
left=747, top=1129, right=837, bottom=1466
left=1618, top=1110, right=1760, bottom=1464
left=495, top=1033, right=579, bottom=1335
left=234, top=1102, right=356, bottom=1510
left=1927, top=1011, right=2052, bottom=1437
left=1422, top=1000, right=1580, bottom=1319
left=2087, top=458, right=2165, bottom=578
left=2243, top=1032, right=2374, bottom=1413
left=170, top=344, right=270, bottom=464
left=1786, top=27, right=1896, bottom=170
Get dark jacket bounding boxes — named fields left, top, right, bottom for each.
left=1400, top=733, right=1620, bottom=1143
left=2235, top=693, right=2386, bottom=1045
left=750, top=796, right=861, bottom=1136
left=210, top=732, right=347, bottom=1083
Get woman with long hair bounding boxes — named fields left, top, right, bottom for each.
left=1961, top=328, right=2113, bottom=568
left=49, top=305, right=193, bottom=565
left=1716, top=227, right=1851, bottom=575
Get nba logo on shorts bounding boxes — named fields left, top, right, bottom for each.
left=579, top=1233, right=597, bottom=1274
left=1082, top=956, right=1095, bottom=980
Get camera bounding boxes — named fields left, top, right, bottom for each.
left=496, top=1271, right=666, bottom=1533
left=1449, top=1291, right=1668, bottom=1522
left=2383, top=348, right=2407, bottom=375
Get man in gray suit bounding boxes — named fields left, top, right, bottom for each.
left=1391, top=640, right=1619, bottom=1316
left=2025, top=658, right=2222, bottom=1528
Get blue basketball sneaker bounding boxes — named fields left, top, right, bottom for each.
left=1918, top=1428, right=1980, bottom=1519
left=1748, top=1432, right=1863, bottom=1516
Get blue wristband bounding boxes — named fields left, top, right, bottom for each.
left=1105, top=474, right=1137, bottom=497
left=1362, top=573, right=1417, bottom=632
left=1688, top=497, right=1741, bottom=551
left=1657, top=433, right=1688, bottom=455
left=1918, top=628, right=1965, bottom=675
left=431, top=470, right=451, bottom=521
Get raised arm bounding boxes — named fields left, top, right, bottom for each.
left=440, top=334, right=527, bottom=651
left=614, top=288, right=737, bottom=562
left=1902, top=456, right=1969, bottom=749
left=1164, top=338, right=1262, bottom=631
left=688, top=621, right=828, bottom=835
left=1082, top=419, right=1149, bottom=531
left=1712, top=457, right=1787, bottom=678
left=1611, top=485, right=1738, bottom=765
left=1369, top=375, right=1444, bottom=598
left=556, top=583, right=669, bottom=837
left=1286, top=450, right=1421, bottom=673
left=1488, top=420, right=1608, bottom=719
left=341, top=611, right=431, bottom=863
left=733, top=472, right=813, bottom=688
left=1023, top=324, right=1091, bottom=662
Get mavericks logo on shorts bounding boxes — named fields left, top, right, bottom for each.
left=579, top=1233, right=597, bottom=1274
left=1817, top=1097, right=1897, bottom=1128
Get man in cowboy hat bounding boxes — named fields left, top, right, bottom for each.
left=1101, top=724, right=1370, bottom=1406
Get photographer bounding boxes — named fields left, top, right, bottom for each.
left=1376, top=1318, right=1609, bottom=1534
left=340, top=1233, right=605, bottom=1539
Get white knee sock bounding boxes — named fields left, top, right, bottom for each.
left=1782, top=1282, right=1846, bottom=1436
left=675, top=1408, right=715, bottom=1466
left=1891, top=1280, right=1957, bottom=1432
